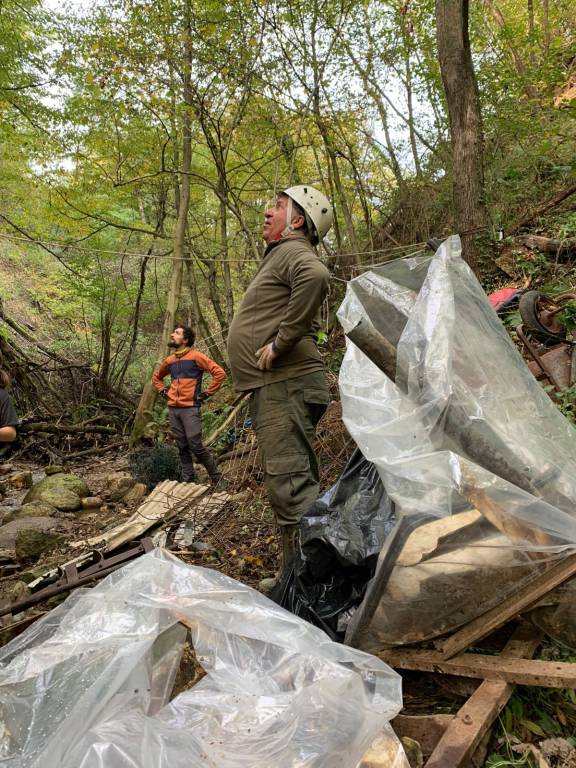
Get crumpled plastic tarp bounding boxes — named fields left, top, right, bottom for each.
left=337, top=236, right=576, bottom=650
left=0, top=548, right=404, bottom=767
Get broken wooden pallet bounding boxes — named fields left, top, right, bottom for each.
left=422, top=624, right=543, bottom=768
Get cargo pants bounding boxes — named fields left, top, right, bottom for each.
left=168, top=406, right=220, bottom=483
left=249, top=371, right=330, bottom=527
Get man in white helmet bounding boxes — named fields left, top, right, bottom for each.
left=227, top=185, right=334, bottom=585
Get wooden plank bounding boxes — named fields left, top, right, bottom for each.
left=424, top=624, right=542, bottom=768
left=460, top=468, right=557, bottom=549
left=396, top=510, right=482, bottom=567
left=438, top=552, right=576, bottom=658
left=391, top=714, right=453, bottom=758
left=380, top=648, right=575, bottom=688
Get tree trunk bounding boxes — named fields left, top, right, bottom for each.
left=220, top=192, right=234, bottom=328
left=402, top=34, right=422, bottom=177
left=130, top=21, right=193, bottom=446
left=114, top=255, right=149, bottom=389
left=542, top=0, right=550, bottom=53
left=435, top=0, right=489, bottom=273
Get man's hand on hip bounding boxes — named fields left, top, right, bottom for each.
left=255, top=342, right=279, bottom=370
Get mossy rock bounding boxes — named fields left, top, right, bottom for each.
left=38, top=488, right=81, bottom=511
left=15, top=529, right=64, bottom=562
left=2, top=501, right=58, bottom=524
left=106, top=473, right=136, bottom=502
left=24, top=474, right=89, bottom=506
left=0, top=517, right=72, bottom=553
left=45, top=464, right=65, bottom=476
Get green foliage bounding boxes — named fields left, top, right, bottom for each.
left=0, top=0, right=575, bottom=413
left=555, top=385, right=576, bottom=424
left=485, top=753, right=533, bottom=767
left=489, top=668, right=576, bottom=764
left=325, top=345, right=345, bottom=374
left=201, top=404, right=233, bottom=451
left=556, top=301, right=576, bottom=332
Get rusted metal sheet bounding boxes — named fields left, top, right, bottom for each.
left=518, top=326, right=573, bottom=391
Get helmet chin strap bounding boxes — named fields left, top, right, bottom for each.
left=279, top=197, right=294, bottom=239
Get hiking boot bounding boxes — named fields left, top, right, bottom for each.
left=258, top=576, right=278, bottom=593
left=182, top=473, right=198, bottom=484
left=258, top=525, right=299, bottom=594
left=279, top=524, right=299, bottom=572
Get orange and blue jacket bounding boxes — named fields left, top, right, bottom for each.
left=152, top=349, right=226, bottom=408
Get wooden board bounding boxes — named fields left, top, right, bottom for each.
left=380, top=647, right=575, bottom=688
left=391, top=714, right=453, bottom=758
left=396, top=510, right=482, bottom=567
left=460, top=468, right=557, bottom=550
left=424, top=624, right=542, bottom=768
left=438, top=552, right=576, bottom=658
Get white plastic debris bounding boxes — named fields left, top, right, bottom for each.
left=0, top=548, right=403, bottom=767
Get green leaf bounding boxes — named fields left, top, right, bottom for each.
left=520, top=718, right=546, bottom=737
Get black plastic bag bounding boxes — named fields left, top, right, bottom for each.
left=272, top=448, right=396, bottom=640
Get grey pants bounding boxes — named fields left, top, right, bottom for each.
left=168, top=406, right=220, bottom=482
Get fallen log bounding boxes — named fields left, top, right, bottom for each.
left=61, top=439, right=129, bottom=461
left=20, top=422, right=116, bottom=435
left=517, top=233, right=576, bottom=258
left=509, top=183, right=576, bottom=234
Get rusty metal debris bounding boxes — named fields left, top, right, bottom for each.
left=0, top=538, right=154, bottom=620
left=515, top=290, right=576, bottom=393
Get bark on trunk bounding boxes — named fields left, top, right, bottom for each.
left=436, top=0, right=489, bottom=273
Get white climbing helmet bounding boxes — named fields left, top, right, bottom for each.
left=283, top=185, right=334, bottom=241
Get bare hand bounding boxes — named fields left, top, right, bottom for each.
left=255, top=342, right=279, bottom=370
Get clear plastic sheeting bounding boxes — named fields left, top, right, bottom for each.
left=0, top=548, right=403, bottom=767
left=338, top=236, right=576, bottom=650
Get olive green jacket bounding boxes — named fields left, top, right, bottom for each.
left=227, top=234, right=330, bottom=391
